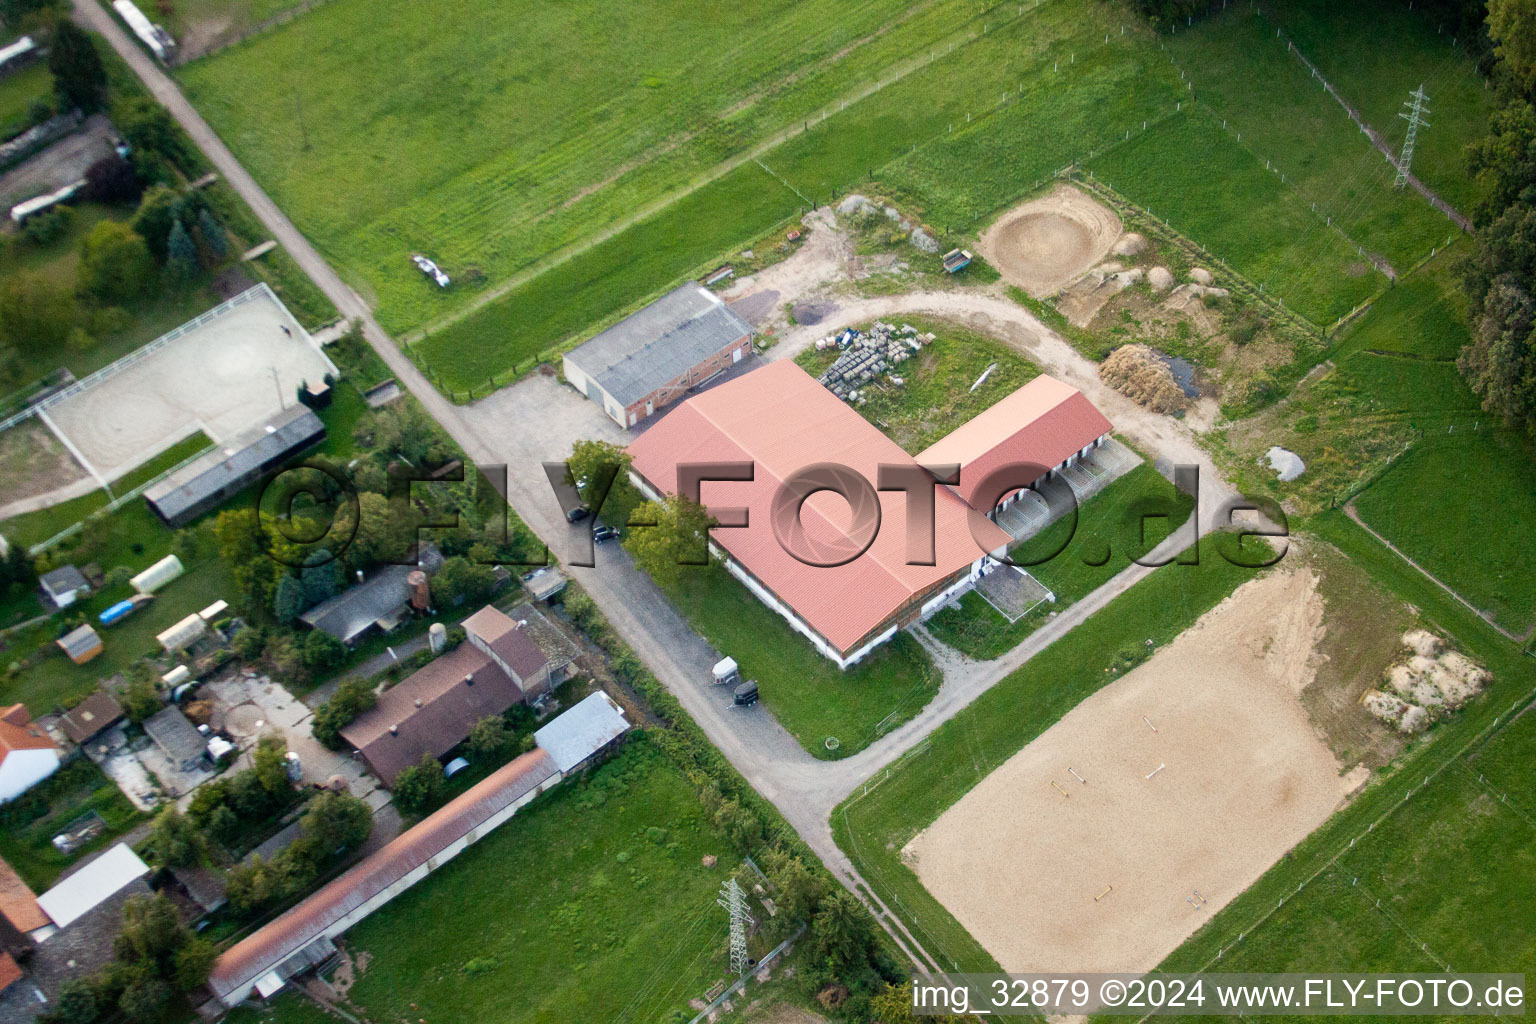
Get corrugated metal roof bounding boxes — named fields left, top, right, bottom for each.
left=915, top=375, right=1113, bottom=508
left=56, top=625, right=102, bottom=660
left=533, top=691, right=629, bottom=773
left=35, top=844, right=149, bottom=930
left=209, top=748, right=558, bottom=1002
left=566, top=283, right=751, bottom=406
left=144, top=405, right=325, bottom=524
left=625, top=360, right=1012, bottom=656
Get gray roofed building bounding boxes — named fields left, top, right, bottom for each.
left=533, top=691, right=629, bottom=773
left=37, top=566, right=89, bottom=609
left=299, top=547, right=442, bottom=647
left=59, top=691, right=124, bottom=746
left=142, top=706, right=205, bottom=771
left=562, top=282, right=753, bottom=428
left=144, top=405, right=326, bottom=528
left=55, top=625, right=103, bottom=665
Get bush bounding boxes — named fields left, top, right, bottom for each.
left=391, top=753, right=444, bottom=816
left=22, top=206, right=73, bottom=246
left=311, top=677, right=376, bottom=749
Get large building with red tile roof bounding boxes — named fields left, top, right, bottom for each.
left=0, top=706, right=59, bottom=804
left=624, top=360, right=1112, bottom=667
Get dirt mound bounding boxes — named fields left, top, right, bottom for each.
left=1363, top=632, right=1489, bottom=733
left=1147, top=266, right=1175, bottom=292
left=1100, top=344, right=1188, bottom=414
left=978, top=184, right=1122, bottom=297
left=1113, top=232, right=1147, bottom=257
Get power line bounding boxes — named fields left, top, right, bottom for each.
left=1396, top=85, right=1431, bottom=189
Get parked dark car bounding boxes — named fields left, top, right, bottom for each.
left=593, top=525, right=620, bottom=543
left=566, top=504, right=590, bottom=524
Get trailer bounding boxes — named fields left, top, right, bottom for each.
left=941, top=248, right=973, bottom=274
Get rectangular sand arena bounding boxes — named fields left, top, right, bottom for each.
left=42, top=285, right=336, bottom=482
left=904, top=568, right=1366, bottom=973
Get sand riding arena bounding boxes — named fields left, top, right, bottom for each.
left=17, top=284, right=335, bottom=486
left=978, top=183, right=1123, bottom=297
left=903, top=568, right=1368, bottom=974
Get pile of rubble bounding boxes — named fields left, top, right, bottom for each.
left=1362, top=630, right=1490, bottom=734
left=814, top=322, right=933, bottom=403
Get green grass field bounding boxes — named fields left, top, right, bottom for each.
left=1165, top=2, right=1457, bottom=271
left=663, top=563, right=938, bottom=759
left=925, top=462, right=1192, bottom=659
left=337, top=739, right=744, bottom=1024
left=0, top=59, right=49, bottom=139
left=835, top=549, right=1254, bottom=971
left=1089, top=108, right=1383, bottom=323
left=1259, top=0, right=1495, bottom=215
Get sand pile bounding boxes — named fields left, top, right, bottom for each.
left=1100, top=344, right=1189, bottom=414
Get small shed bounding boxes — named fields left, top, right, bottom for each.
left=59, top=692, right=125, bottom=747
left=56, top=625, right=103, bottom=665
left=533, top=691, right=629, bottom=774
left=38, top=566, right=90, bottom=609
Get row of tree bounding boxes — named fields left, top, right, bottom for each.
left=1461, top=0, right=1536, bottom=435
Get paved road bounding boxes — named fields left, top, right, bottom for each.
left=86, top=0, right=1265, bottom=968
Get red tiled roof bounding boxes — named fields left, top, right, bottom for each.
left=916, top=374, right=1113, bottom=508
left=626, top=360, right=1011, bottom=656
left=0, top=951, right=21, bottom=992
left=0, top=706, right=56, bottom=760
left=0, top=858, right=47, bottom=934
left=209, top=748, right=558, bottom=1002
left=340, top=643, right=524, bottom=785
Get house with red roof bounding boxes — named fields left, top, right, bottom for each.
left=624, top=361, right=1112, bottom=668
left=0, top=706, right=59, bottom=804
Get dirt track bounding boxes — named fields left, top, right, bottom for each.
left=904, top=568, right=1365, bottom=973
left=978, top=184, right=1123, bottom=297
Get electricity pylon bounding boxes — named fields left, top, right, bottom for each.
left=1396, top=85, right=1430, bottom=189
left=717, top=878, right=755, bottom=976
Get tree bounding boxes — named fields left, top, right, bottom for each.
left=117, top=672, right=161, bottom=724
left=0, top=271, right=76, bottom=352
left=300, top=790, right=372, bottom=855
left=568, top=439, right=632, bottom=506
left=82, top=154, right=143, bottom=205
left=311, top=676, right=377, bottom=749
left=869, top=981, right=927, bottom=1024
left=621, top=493, right=715, bottom=588
left=300, top=549, right=340, bottom=605
left=165, top=219, right=198, bottom=288
left=391, top=753, right=443, bottom=816
left=809, top=889, right=878, bottom=976
left=301, top=628, right=346, bottom=671
left=231, top=624, right=266, bottom=661
left=273, top=573, right=305, bottom=622
left=252, top=734, right=293, bottom=798
left=763, top=850, right=827, bottom=929
left=204, top=803, right=239, bottom=846
left=172, top=935, right=216, bottom=992
left=196, top=208, right=228, bottom=261
left=46, top=977, right=100, bottom=1024
left=1467, top=101, right=1536, bottom=227
left=117, top=974, right=170, bottom=1024
left=467, top=714, right=509, bottom=759
left=49, top=22, right=106, bottom=113
left=428, top=555, right=495, bottom=608
left=130, top=186, right=185, bottom=262
left=147, top=807, right=202, bottom=867
left=114, top=894, right=185, bottom=968
left=78, top=221, right=156, bottom=304
left=1492, top=0, right=1536, bottom=98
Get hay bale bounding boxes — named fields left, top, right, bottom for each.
left=1148, top=266, right=1175, bottom=292
left=1190, top=267, right=1213, bottom=285
left=1100, top=344, right=1188, bottom=414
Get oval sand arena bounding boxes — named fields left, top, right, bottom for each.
left=902, top=568, right=1365, bottom=973
left=979, top=184, right=1122, bottom=297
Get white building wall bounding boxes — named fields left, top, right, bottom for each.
left=0, top=749, right=61, bottom=803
